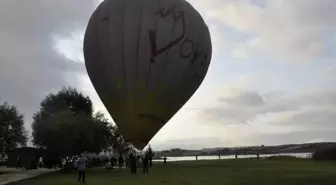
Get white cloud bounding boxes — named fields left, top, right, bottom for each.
left=0, top=0, right=94, bottom=125
left=53, top=31, right=85, bottom=63
left=207, top=1, right=263, bottom=32
left=326, top=64, right=336, bottom=74
left=208, top=24, right=222, bottom=56
left=204, top=0, right=336, bottom=62
left=232, top=48, right=247, bottom=60
left=218, top=90, right=265, bottom=106
left=196, top=87, right=336, bottom=145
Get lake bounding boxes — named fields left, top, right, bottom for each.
left=153, top=153, right=312, bottom=162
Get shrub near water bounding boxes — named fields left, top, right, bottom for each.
left=313, top=145, right=336, bottom=161
left=266, top=155, right=305, bottom=161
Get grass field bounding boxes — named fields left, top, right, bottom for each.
left=8, top=159, right=336, bottom=185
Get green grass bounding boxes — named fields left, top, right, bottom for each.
left=9, top=159, right=336, bottom=185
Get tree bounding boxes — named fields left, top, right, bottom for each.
left=0, top=102, right=27, bottom=153
left=33, top=110, right=98, bottom=156
left=90, top=112, right=114, bottom=153
left=92, top=112, right=131, bottom=154
left=39, top=87, right=93, bottom=117
left=32, top=87, right=122, bottom=157
left=32, top=87, right=93, bottom=149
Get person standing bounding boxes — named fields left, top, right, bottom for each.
left=142, top=151, right=149, bottom=174
left=118, top=154, right=124, bottom=168
left=125, top=156, right=129, bottom=168
left=148, top=145, right=153, bottom=167
left=110, top=157, right=115, bottom=169
left=129, top=152, right=137, bottom=175
left=39, top=156, right=43, bottom=168
left=16, top=156, right=21, bottom=169
left=76, top=153, right=87, bottom=183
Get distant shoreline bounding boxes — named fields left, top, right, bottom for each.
left=153, top=151, right=312, bottom=159
left=153, top=142, right=336, bottom=158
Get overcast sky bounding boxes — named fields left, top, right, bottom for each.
left=1, top=0, right=336, bottom=150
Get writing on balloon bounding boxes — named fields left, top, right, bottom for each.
left=179, top=39, right=208, bottom=65
left=148, top=5, right=209, bottom=85
left=149, top=5, right=186, bottom=63
left=148, top=6, right=209, bottom=68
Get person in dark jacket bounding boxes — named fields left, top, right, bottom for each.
left=148, top=146, right=153, bottom=167
left=125, top=157, right=129, bottom=168
left=118, top=154, right=124, bottom=168
left=110, top=156, right=115, bottom=169
left=129, top=152, right=137, bottom=175
left=142, top=151, right=149, bottom=174
left=16, top=156, right=21, bottom=169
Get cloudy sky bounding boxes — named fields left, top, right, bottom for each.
left=1, top=0, right=336, bottom=150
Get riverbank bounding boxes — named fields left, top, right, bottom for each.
left=7, top=158, right=336, bottom=185
left=153, top=152, right=312, bottom=162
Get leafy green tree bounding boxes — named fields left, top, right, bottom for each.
left=92, top=112, right=131, bottom=154
left=0, top=102, right=27, bottom=153
left=39, top=87, right=93, bottom=117
left=34, top=110, right=97, bottom=156
left=32, top=87, right=93, bottom=149
left=32, top=87, right=124, bottom=157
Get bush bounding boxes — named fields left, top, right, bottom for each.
left=313, top=145, right=336, bottom=161
left=63, top=162, right=76, bottom=173
left=91, top=158, right=103, bottom=167
left=0, top=160, right=7, bottom=167
left=266, top=155, right=303, bottom=161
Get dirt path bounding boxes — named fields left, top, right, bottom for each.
left=0, top=168, right=58, bottom=185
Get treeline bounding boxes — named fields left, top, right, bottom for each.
left=0, top=87, right=130, bottom=158
left=155, top=143, right=336, bottom=157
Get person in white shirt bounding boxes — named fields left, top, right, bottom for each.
left=75, top=153, right=87, bottom=183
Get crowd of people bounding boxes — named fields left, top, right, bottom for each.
left=6, top=146, right=155, bottom=183
left=128, top=148, right=153, bottom=175
left=71, top=146, right=154, bottom=183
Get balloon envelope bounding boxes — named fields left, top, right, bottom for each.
left=83, top=0, right=212, bottom=150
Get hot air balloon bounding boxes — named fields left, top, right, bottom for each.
left=83, top=0, right=212, bottom=150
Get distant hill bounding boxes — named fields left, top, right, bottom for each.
left=153, top=142, right=336, bottom=158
